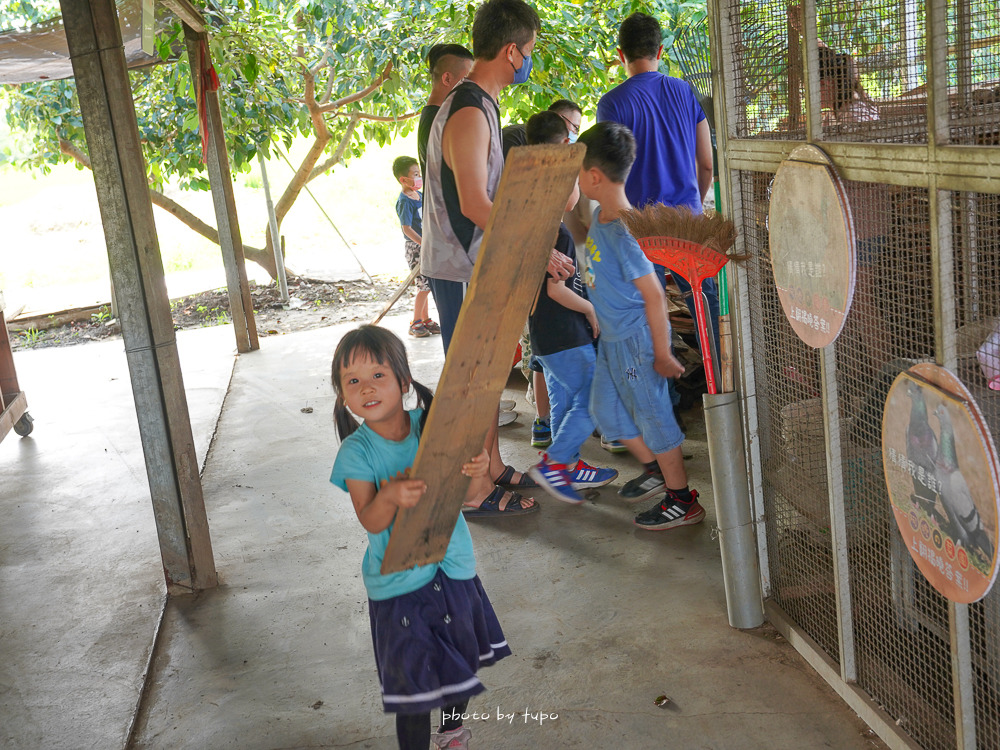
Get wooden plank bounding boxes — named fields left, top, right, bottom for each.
left=161, top=0, right=205, bottom=33
left=727, top=138, right=1000, bottom=194
left=0, top=305, right=20, bottom=398
left=381, top=144, right=584, bottom=574
left=0, top=391, right=28, bottom=444
left=371, top=266, right=420, bottom=325
left=8, top=304, right=104, bottom=332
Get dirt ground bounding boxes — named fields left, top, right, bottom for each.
left=8, top=272, right=711, bottom=408
left=8, top=276, right=408, bottom=352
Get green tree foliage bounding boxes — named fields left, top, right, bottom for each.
left=1, top=0, right=708, bottom=277
left=0, top=0, right=57, bottom=30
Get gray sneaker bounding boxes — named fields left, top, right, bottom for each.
left=431, top=725, right=471, bottom=749
left=618, top=467, right=665, bottom=503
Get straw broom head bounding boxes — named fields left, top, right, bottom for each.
left=619, top=204, right=742, bottom=259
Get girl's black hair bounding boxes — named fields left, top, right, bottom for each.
left=331, top=325, right=434, bottom=441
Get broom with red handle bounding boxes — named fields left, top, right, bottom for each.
left=620, top=205, right=739, bottom=396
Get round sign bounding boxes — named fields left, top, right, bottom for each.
left=769, top=144, right=856, bottom=348
left=882, top=363, right=1000, bottom=603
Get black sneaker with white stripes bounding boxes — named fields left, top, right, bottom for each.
left=633, top=489, right=706, bottom=531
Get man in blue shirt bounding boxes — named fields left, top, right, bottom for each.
left=597, top=12, right=717, bottom=391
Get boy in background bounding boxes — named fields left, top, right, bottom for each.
left=525, top=111, right=618, bottom=504
left=392, top=156, right=440, bottom=338
left=576, top=122, right=705, bottom=530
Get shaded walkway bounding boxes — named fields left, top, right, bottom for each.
left=1, top=314, right=883, bottom=749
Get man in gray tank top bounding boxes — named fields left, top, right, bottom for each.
left=422, top=0, right=571, bottom=354
left=422, top=0, right=575, bottom=515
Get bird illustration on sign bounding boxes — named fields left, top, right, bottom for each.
left=933, top=403, right=995, bottom=564
left=883, top=368, right=1000, bottom=602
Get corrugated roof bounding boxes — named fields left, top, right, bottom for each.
left=0, top=0, right=163, bottom=84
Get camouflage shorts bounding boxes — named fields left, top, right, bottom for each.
left=404, top=239, right=431, bottom=292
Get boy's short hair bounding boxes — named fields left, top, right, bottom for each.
left=578, top=122, right=636, bottom=183
left=392, top=155, right=418, bottom=180
left=526, top=111, right=568, bottom=145
left=428, top=43, right=474, bottom=78
left=618, top=12, right=661, bottom=62
left=548, top=99, right=582, bottom=118
left=472, top=0, right=541, bottom=61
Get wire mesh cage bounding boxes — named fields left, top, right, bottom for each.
left=954, top=189, right=1000, bottom=748
left=725, top=0, right=805, bottom=139
left=816, top=0, right=928, bottom=143
left=718, top=0, right=1000, bottom=747
left=738, top=169, right=840, bottom=659
left=947, top=1, right=1000, bottom=145
left=836, top=183, right=957, bottom=748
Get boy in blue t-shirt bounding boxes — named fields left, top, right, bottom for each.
left=392, top=156, right=440, bottom=338
left=576, top=122, right=705, bottom=530
left=522, top=111, right=618, bottom=504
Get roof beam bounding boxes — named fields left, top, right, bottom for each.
left=160, top=0, right=205, bottom=33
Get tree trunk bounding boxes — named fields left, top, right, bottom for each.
left=262, top=130, right=330, bottom=270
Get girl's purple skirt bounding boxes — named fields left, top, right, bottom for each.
left=368, top=570, right=511, bottom=714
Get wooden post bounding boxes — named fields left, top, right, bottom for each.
left=787, top=6, right=803, bottom=132
left=59, top=0, right=217, bottom=593
left=184, top=27, right=259, bottom=353
left=0, top=294, right=20, bottom=401
left=381, top=144, right=584, bottom=574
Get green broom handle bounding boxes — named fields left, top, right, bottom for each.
left=712, top=146, right=730, bottom=316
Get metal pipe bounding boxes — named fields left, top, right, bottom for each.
left=258, top=152, right=289, bottom=304
left=275, top=147, right=376, bottom=285
left=704, top=390, right=764, bottom=629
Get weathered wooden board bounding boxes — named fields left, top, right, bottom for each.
left=769, top=144, right=856, bottom=349
left=381, top=143, right=584, bottom=574
left=0, top=297, right=20, bottom=401
left=184, top=27, right=259, bottom=354
left=0, top=391, right=28, bottom=443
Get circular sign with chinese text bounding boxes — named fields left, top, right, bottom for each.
left=882, top=364, right=1000, bottom=603
left=769, top=145, right=856, bottom=348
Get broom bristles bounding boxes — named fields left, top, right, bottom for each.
left=619, top=204, right=743, bottom=260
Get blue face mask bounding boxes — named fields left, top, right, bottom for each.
left=567, top=131, right=578, bottom=144
left=511, top=48, right=533, bottom=85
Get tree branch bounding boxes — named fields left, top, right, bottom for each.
left=308, top=113, right=361, bottom=183
left=59, top=138, right=270, bottom=272
left=317, top=60, right=394, bottom=112
left=59, top=137, right=91, bottom=168
left=319, top=45, right=335, bottom=104
left=331, top=110, right=419, bottom=123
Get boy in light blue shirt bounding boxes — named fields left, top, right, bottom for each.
left=577, top=121, right=705, bottom=530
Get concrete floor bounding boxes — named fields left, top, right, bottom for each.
left=1, top=314, right=885, bottom=750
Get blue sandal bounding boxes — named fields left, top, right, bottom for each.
left=463, top=485, right=539, bottom=517
left=496, top=464, right=538, bottom=490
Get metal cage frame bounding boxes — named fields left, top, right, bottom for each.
left=709, top=1, right=1000, bottom=748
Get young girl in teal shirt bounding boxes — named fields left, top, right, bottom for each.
left=330, top=325, right=510, bottom=749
